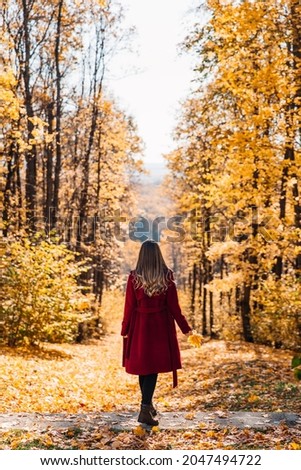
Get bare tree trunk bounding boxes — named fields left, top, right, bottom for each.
left=190, top=262, right=197, bottom=329
left=292, top=1, right=301, bottom=275
left=241, top=283, right=254, bottom=342
left=197, top=261, right=203, bottom=327
left=22, top=0, right=37, bottom=231
left=202, top=281, right=207, bottom=336
left=44, top=101, right=54, bottom=231
left=52, top=0, right=64, bottom=229
left=220, top=255, right=224, bottom=306
left=77, top=24, right=105, bottom=248
left=274, top=145, right=290, bottom=279
left=3, top=143, right=16, bottom=236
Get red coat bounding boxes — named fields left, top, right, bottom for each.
left=121, top=270, right=192, bottom=387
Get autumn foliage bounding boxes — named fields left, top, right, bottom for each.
left=0, top=237, right=93, bottom=346
left=1, top=0, right=301, bottom=452
left=1, top=0, right=145, bottom=343
left=164, top=0, right=301, bottom=352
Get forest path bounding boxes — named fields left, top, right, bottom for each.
left=0, top=411, right=300, bottom=432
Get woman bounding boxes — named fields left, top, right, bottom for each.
left=121, top=239, right=192, bottom=426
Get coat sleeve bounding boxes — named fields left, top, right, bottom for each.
left=121, top=273, right=137, bottom=336
left=166, top=273, right=192, bottom=334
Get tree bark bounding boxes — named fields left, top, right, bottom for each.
left=44, top=101, right=54, bottom=231
left=52, top=0, right=64, bottom=229
left=241, top=283, right=254, bottom=343
left=22, top=0, right=37, bottom=231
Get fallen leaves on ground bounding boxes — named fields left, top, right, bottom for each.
left=1, top=422, right=301, bottom=450
left=0, top=291, right=300, bottom=449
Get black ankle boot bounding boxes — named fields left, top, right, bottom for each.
left=150, top=402, right=157, bottom=416
left=138, top=404, right=159, bottom=426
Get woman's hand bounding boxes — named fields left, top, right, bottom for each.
left=123, top=335, right=128, bottom=338
left=185, top=330, right=193, bottom=337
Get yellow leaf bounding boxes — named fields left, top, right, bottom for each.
left=151, top=426, right=160, bottom=433
left=185, top=411, right=196, bottom=420
left=247, top=394, right=260, bottom=403
left=289, top=442, right=301, bottom=450
left=198, top=422, right=207, bottom=429
left=188, top=331, right=203, bottom=348
left=133, top=425, right=146, bottom=437
left=45, top=438, right=54, bottom=447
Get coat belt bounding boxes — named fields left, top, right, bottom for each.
left=165, top=310, right=178, bottom=388
left=135, top=306, right=167, bottom=314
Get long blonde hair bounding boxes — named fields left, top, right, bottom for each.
left=132, top=239, right=173, bottom=296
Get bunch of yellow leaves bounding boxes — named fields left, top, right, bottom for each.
left=188, top=331, right=203, bottom=348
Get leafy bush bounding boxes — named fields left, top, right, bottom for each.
left=252, top=274, right=301, bottom=350
left=0, top=237, right=93, bottom=346
left=291, top=356, right=301, bottom=381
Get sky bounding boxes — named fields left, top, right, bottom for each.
left=105, top=0, right=198, bottom=175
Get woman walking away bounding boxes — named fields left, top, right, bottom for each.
left=121, top=239, right=192, bottom=426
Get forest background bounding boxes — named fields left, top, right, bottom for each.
left=0, top=0, right=301, bottom=451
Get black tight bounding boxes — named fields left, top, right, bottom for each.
left=139, top=373, right=158, bottom=405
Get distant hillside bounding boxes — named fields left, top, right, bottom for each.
left=139, top=161, right=169, bottom=184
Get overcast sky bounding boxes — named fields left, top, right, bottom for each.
left=105, top=0, right=199, bottom=170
